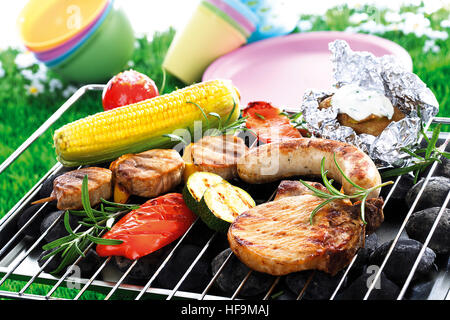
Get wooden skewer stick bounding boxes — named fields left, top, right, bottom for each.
left=31, top=196, right=55, bottom=205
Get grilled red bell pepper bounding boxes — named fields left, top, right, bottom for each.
left=243, top=101, right=302, bottom=143
left=96, top=193, right=196, bottom=260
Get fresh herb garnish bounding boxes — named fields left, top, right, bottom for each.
left=164, top=99, right=256, bottom=143
left=162, top=133, right=189, bottom=145
left=280, top=111, right=310, bottom=136
left=381, top=123, right=450, bottom=183
left=299, top=153, right=393, bottom=225
left=186, top=101, right=211, bottom=130
left=254, top=112, right=265, bottom=120
left=41, top=175, right=139, bottom=274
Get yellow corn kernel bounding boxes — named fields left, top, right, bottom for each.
left=54, top=79, right=241, bottom=166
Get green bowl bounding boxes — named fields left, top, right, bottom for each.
left=51, top=6, right=135, bottom=84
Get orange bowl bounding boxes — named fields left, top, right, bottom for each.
left=18, top=0, right=108, bottom=52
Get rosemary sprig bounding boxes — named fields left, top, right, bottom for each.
left=299, top=153, right=393, bottom=225
left=163, top=99, right=255, bottom=144
left=381, top=123, right=450, bottom=183
left=41, top=175, right=139, bottom=274
left=254, top=112, right=265, bottom=120
left=279, top=111, right=310, bottom=136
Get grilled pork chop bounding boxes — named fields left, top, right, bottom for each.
left=182, top=135, right=248, bottom=180
left=110, top=149, right=185, bottom=198
left=228, top=180, right=384, bottom=276
left=51, top=167, right=112, bottom=210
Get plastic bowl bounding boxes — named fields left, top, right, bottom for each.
left=42, top=1, right=113, bottom=66
left=50, top=6, right=135, bottom=84
left=204, top=0, right=258, bottom=37
left=18, top=0, right=109, bottom=52
left=34, top=0, right=111, bottom=62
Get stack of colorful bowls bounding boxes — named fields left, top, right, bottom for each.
left=17, top=0, right=135, bottom=83
left=163, top=0, right=259, bottom=84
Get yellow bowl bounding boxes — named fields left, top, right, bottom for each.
left=18, top=0, right=108, bottom=52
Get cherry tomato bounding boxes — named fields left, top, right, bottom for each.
left=102, top=69, right=159, bottom=111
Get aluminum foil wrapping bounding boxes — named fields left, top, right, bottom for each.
left=299, top=40, right=439, bottom=167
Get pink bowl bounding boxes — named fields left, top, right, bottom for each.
left=32, top=0, right=110, bottom=62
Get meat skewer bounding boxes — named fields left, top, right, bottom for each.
left=32, top=167, right=113, bottom=210
left=109, top=149, right=185, bottom=203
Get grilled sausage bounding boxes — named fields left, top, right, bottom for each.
left=237, top=138, right=382, bottom=198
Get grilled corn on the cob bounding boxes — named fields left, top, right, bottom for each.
left=54, top=79, right=240, bottom=166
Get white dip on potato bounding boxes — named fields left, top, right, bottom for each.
left=331, top=84, right=394, bottom=121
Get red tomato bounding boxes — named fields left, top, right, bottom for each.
left=102, top=69, right=159, bottom=111
left=243, top=101, right=302, bottom=143
left=96, top=193, right=196, bottom=260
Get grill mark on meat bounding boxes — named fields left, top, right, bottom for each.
left=184, top=135, right=248, bottom=180
left=112, top=149, right=184, bottom=198
left=233, top=236, right=255, bottom=247
left=192, top=135, right=247, bottom=166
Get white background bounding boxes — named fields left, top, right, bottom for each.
left=0, top=0, right=448, bottom=50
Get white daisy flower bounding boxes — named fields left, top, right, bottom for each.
left=440, top=19, right=450, bottom=29
left=356, top=20, right=387, bottom=34
left=20, top=69, right=34, bottom=81
left=21, top=63, right=48, bottom=82
left=62, top=85, right=78, bottom=98
left=49, top=78, right=63, bottom=93
left=345, top=26, right=359, bottom=33
left=423, top=39, right=440, bottom=53
left=349, top=12, right=368, bottom=24
left=15, top=51, right=38, bottom=69
left=424, top=29, right=449, bottom=40
left=384, top=11, right=403, bottom=23
left=25, top=79, right=45, bottom=96
left=399, top=12, right=430, bottom=37
left=35, top=64, right=48, bottom=81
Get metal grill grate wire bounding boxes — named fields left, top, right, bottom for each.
left=0, top=86, right=448, bottom=301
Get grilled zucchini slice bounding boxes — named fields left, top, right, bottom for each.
left=198, top=182, right=255, bottom=233
left=182, top=172, right=225, bottom=212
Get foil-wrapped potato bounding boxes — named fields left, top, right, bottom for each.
left=318, top=85, right=405, bottom=137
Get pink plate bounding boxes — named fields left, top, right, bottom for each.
left=202, top=31, right=413, bottom=111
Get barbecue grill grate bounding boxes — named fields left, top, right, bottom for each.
left=0, top=85, right=448, bottom=301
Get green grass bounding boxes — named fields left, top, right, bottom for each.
left=0, top=29, right=183, bottom=299
left=0, top=4, right=449, bottom=299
